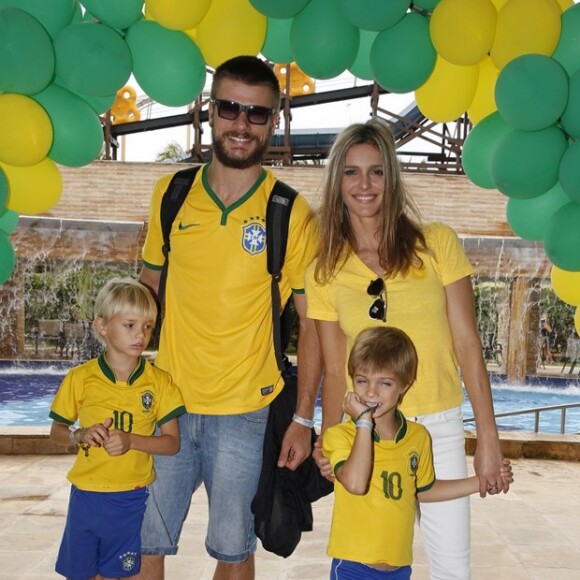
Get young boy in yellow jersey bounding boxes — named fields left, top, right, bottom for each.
left=49, top=278, right=185, bottom=580
left=323, top=327, right=513, bottom=579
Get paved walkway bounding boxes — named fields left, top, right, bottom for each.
left=0, top=455, right=579, bottom=579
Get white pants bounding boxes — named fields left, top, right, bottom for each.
left=410, top=406, right=471, bottom=580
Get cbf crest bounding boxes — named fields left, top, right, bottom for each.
left=141, top=391, right=153, bottom=411
left=242, top=216, right=266, bottom=255
left=408, top=450, right=419, bottom=476
left=120, top=552, right=137, bottom=571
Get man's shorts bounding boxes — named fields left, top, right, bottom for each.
left=56, top=486, right=147, bottom=580
left=331, top=559, right=412, bottom=579
left=141, top=408, right=269, bottom=562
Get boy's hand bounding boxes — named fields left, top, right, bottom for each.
left=342, top=392, right=370, bottom=421
left=103, top=429, right=131, bottom=456
left=83, top=417, right=113, bottom=447
left=498, top=458, right=514, bottom=489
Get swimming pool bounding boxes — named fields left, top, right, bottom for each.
left=1, top=364, right=580, bottom=433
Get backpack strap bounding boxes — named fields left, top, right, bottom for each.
left=155, top=165, right=201, bottom=340
left=266, top=180, right=298, bottom=373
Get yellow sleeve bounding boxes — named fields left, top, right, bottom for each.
left=426, top=222, right=474, bottom=286
left=304, top=261, right=339, bottom=322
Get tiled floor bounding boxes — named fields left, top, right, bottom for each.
left=0, top=455, right=579, bottom=579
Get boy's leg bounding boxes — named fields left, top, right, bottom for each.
left=134, top=413, right=203, bottom=579
left=202, top=407, right=269, bottom=572
left=413, top=406, right=471, bottom=580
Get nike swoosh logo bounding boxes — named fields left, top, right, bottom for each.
left=178, top=222, right=200, bottom=230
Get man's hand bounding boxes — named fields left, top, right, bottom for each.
left=277, top=420, right=312, bottom=471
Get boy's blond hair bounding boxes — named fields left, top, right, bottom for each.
left=93, top=278, right=157, bottom=346
left=348, top=326, right=418, bottom=388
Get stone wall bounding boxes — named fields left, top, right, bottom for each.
left=46, top=161, right=511, bottom=237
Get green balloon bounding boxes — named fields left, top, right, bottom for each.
left=507, top=182, right=572, bottom=241
left=71, top=0, right=82, bottom=24
left=558, top=139, right=580, bottom=203
left=491, top=125, right=568, bottom=199
left=0, top=167, right=7, bottom=215
left=126, top=21, right=206, bottom=107
left=81, top=0, right=143, bottom=30
left=0, top=209, right=19, bottom=235
left=0, top=230, right=16, bottom=286
left=250, top=0, right=310, bottom=19
left=0, top=0, right=76, bottom=37
left=33, top=83, right=104, bottom=167
left=561, top=69, right=580, bottom=139
left=544, top=202, right=580, bottom=271
left=54, top=22, right=132, bottom=97
left=290, top=0, right=359, bottom=80
left=0, top=7, right=55, bottom=95
left=339, top=0, right=410, bottom=32
left=495, top=55, right=568, bottom=131
left=349, top=29, right=378, bottom=81
left=370, top=12, right=436, bottom=93
left=261, top=17, right=293, bottom=64
left=68, top=88, right=117, bottom=116
left=463, top=112, right=512, bottom=189
left=413, top=0, right=440, bottom=10
left=552, top=3, right=580, bottom=77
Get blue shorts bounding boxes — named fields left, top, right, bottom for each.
left=56, top=486, right=148, bottom=580
left=331, top=560, right=411, bottom=579
left=141, top=408, right=268, bottom=562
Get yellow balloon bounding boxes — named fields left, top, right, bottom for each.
left=551, top=265, right=580, bottom=306
left=415, top=55, right=479, bottom=123
left=556, top=0, right=574, bottom=11
left=1, top=158, right=63, bottom=215
left=146, top=0, right=211, bottom=31
left=0, top=94, right=53, bottom=167
left=467, top=55, right=499, bottom=124
left=491, top=0, right=561, bottom=70
left=196, top=0, right=267, bottom=69
left=431, top=0, right=497, bottom=66
left=491, top=0, right=507, bottom=9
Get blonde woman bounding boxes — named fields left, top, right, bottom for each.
left=306, top=118, right=507, bottom=579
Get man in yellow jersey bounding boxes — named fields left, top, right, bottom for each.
left=133, top=56, right=321, bottom=580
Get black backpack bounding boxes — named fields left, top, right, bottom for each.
left=155, top=165, right=297, bottom=371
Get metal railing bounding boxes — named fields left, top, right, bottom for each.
left=463, top=402, right=580, bottom=434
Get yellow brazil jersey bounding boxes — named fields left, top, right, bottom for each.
left=142, top=164, right=317, bottom=414
left=323, top=414, right=435, bottom=567
left=49, top=355, right=185, bottom=492
left=306, top=222, right=474, bottom=417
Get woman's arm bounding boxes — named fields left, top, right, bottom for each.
left=315, top=319, right=348, bottom=433
left=445, top=276, right=507, bottom=497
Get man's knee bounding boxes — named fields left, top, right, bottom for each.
left=128, top=554, right=165, bottom=580
left=214, top=555, right=254, bottom=580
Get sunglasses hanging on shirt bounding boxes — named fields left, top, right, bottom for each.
left=367, top=277, right=387, bottom=322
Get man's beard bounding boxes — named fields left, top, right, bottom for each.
left=212, top=129, right=270, bottom=169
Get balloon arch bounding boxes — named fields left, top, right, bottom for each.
left=1, top=0, right=580, bottom=330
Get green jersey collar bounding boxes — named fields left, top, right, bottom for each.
left=97, top=354, right=146, bottom=385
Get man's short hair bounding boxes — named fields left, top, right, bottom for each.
left=211, top=55, right=281, bottom=109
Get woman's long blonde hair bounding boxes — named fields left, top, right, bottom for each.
left=314, top=117, right=426, bottom=284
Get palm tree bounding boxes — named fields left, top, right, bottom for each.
left=156, top=141, right=186, bottom=163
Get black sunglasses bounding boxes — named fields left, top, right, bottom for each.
left=211, top=99, right=274, bottom=126
left=367, top=277, right=386, bottom=322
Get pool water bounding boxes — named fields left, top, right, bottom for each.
left=1, top=365, right=580, bottom=433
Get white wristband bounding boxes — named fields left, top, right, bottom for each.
left=292, top=413, right=314, bottom=429
left=356, top=419, right=373, bottom=430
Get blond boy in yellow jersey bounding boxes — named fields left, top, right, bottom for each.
left=49, top=278, right=185, bottom=580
